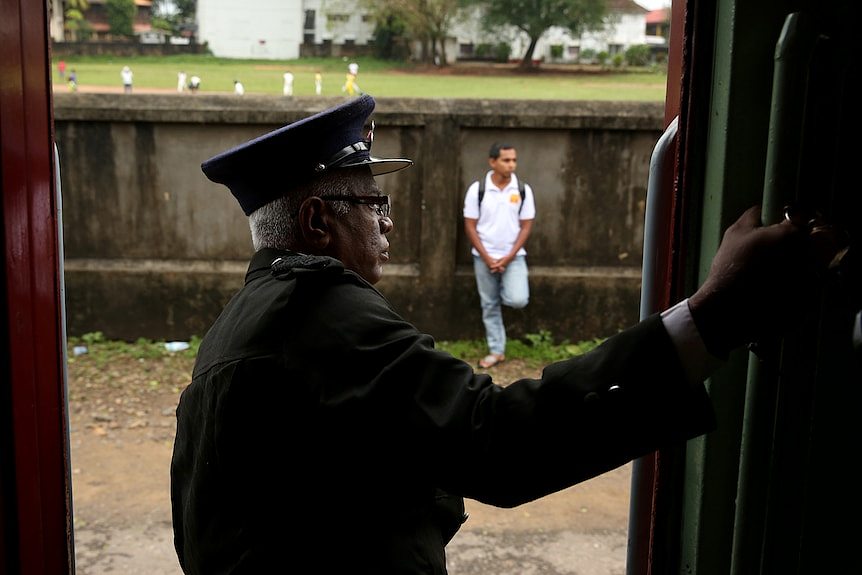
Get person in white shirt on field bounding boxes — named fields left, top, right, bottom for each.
left=283, top=71, right=294, bottom=96
left=121, top=66, right=133, bottom=94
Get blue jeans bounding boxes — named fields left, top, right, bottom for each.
left=473, top=255, right=529, bottom=355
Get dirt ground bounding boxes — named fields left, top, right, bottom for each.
left=68, top=351, right=630, bottom=575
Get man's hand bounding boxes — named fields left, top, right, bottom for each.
left=688, top=205, right=823, bottom=358
left=485, top=255, right=514, bottom=274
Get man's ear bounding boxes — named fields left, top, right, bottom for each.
left=296, top=196, right=331, bottom=250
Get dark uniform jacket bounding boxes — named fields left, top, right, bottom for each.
left=171, top=248, right=716, bottom=574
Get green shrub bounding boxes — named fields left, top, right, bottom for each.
left=438, top=331, right=605, bottom=368
left=67, top=332, right=604, bottom=373
left=550, top=45, right=564, bottom=60
left=493, top=42, right=511, bottom=62
left=625, top=44, right=652, bottom=67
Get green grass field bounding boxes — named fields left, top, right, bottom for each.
left=52, top=55, right=668, bottom=100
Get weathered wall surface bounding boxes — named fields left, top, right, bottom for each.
left=54, top=94, right=663, bottom=343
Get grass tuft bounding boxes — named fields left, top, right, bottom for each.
left=68, top=330, right=602, bottom=370
left=437, top=331, right=604, bottom=368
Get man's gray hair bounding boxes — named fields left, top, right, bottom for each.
left=249, top=170, right=357, bottom=251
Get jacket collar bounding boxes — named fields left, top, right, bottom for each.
left=245, top=248, right=292, bottom=283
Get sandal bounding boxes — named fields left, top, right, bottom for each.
left=478, top=353, right=505, bottom=369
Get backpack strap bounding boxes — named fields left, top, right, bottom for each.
left=518, top=180, right=526, bottom=215
left=477, top=177, right=527, bottom=215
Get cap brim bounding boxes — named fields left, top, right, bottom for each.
left=340, top=157, right=414, bottom=176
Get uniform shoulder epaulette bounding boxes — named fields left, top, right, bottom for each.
left=270, top=254, right=344, bottom=280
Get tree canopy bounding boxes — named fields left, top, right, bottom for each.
left=63, top=0, right=91, bottom=40
left=105, top=0, right=135, bottom=38
left=470, top=0, right=608, bottom=68
left=151, top=0, right=196, bottom=35
left=364, top=0, right=467, bottom=65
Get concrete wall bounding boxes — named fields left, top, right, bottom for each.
left=54, top=94, right=663, bottom=344
left=52, top=41, right=207, bottom=57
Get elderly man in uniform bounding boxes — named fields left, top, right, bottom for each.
left=171, top=95, right=819, bottom=574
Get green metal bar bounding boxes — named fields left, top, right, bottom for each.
left=760, top=12, right=816, bottom=224
left=731, top=12, right=817, bottom=575
left=677, top=1, right=790, bottom=574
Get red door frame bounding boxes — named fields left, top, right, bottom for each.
left=627, top=0, right=699, bottom=572
left=0, top=0, right=73, bottom=572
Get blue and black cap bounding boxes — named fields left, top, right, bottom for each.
left=201, top=95, right=413, bottom=215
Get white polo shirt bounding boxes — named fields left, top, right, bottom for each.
left=463, top=171, right=536, bottom=259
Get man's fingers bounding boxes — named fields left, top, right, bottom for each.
left=732, top=204, right=763, bottom=231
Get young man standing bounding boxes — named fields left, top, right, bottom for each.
left=463, top=142, right=536, bottom=368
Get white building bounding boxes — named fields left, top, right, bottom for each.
left=197, top=0, right=648, bottom=62
left=197, top=0, right=304, bottom=59
left=302, top=0, right=376, bottom=48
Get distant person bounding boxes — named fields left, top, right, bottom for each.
left=177, top=71, right=187, bottom=93
left=463, top=142, right=535, bottom=369
left=342, top=61, right=363, bottom=96
left=314, top=70, right=322, bottom=95
left=121, top=66, right=133, bottom=94
left=283, top=71, right=294, bottom=96
left=57, top=59, right=66, bottom=79
left=188, top=75, right=201, bottom=93
left=342, top=71, right=362, bottom=96
left=68, top=69, right=78, bottom=92
left=234, top=80, right=245, bottom=96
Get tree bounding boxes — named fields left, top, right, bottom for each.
left=173, top=0, right=197, bottom=20
left=151, top=0, right=196, bottom=38
left=371, top=8, right=410, bottom=60
left=154, top=0, right=196, bottom=22
left=105, top=0, right=135, bottom=38
left=364, top=0, right=466, bottom=65
left=470, top=0, right=607, bottom=69
left=63, top=0, right=90, bottom=41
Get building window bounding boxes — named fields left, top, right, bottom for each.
left=459, top=43, right=474, bottom=57
left=567, top=45, right=579, bottom=58
left=327, top=14, right=350, bottom=24
left=362, top=14, right=374, bottom=23
left=608, top=44, right=623, bottom=55
left=304, top=9, right=315, bottom=30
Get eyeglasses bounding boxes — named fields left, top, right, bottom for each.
left=320, top=194, right=391, bottom=218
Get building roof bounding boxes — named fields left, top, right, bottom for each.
left=646, top=8, right=671, bottom=24
left=608, top=0, right=649, bottom=14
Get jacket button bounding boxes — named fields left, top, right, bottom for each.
left=584, top=391, right=601, bottom=403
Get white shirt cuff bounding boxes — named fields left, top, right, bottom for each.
left=660, top=298, right=724, bottom=385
